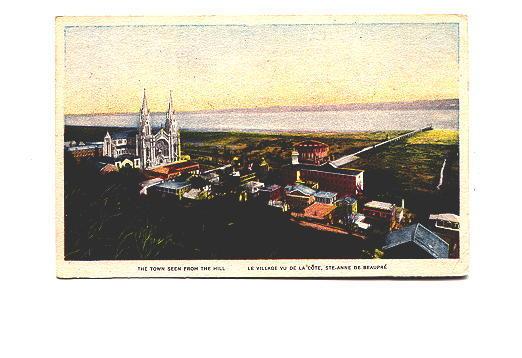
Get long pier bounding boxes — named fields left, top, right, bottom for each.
left=329, top=125, right=433, bottom=168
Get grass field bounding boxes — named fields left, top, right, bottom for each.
left=65, top=126, right=460, bottom=219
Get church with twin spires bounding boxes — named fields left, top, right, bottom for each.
left=102, top=89, right=182, bottom=169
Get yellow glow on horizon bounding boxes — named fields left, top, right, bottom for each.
left=64, top=23, right=459, bottom=114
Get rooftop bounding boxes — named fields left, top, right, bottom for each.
left=337, top=196, right=357, bottom=205
left=245, top=181, right=265, bottom=189
left=285, top=183, right=316, bottom=196
left=364, top=201, right=395, bottom=212
left=429, top=213, right=460, bottom=223
left=302, top=202, right=336, bottom=220
left=183, top=188, right=202, bottom=200
left=108, top=129, right=137, bottom=139
left=383, top=223, right=449, bottom=259
left=287, top=163, right=363, bottom=176
left=295, top=140, right=329, bottom=149
left=155, top=180, right=191, bottom=190
left=147, top=161, right=199, bottom=174
left=260, top=184, right=281, bottom=192
left=314, top=191, right=338, bottom=199
left=65, top=144, right=101, bottom=151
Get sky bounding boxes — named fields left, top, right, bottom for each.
left=63, top=23, right=460, bottom=115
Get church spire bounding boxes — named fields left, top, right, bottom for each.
left=139, top=88, right=152, bottom=137
left=165, top=90, right=176, bottom=132
left=141, top=88, right=149, bottom=115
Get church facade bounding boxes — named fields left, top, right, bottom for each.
left=102, top=90, right=182, bottom=169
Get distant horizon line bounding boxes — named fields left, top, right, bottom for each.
left=65, top=98, right=459, bottom=117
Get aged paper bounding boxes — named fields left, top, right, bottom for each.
left=56, top=15, right=468, bottom=278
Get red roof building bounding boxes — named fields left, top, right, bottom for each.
left=294, top=140, right=329, bottom=165
left=301, top=202, right=336, bottom=224
left=145, top=161, right=200, bottom=180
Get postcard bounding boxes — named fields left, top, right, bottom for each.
left=56, top=15, right=468, bottom=278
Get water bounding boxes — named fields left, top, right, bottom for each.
left=65, top=109, right=458, bottom=132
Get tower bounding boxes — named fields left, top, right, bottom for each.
left=137, top=89, right=154, bottom=168
left=291, top=149, right=299, bottom=165
left=103, top=131, right=112, bottom=157
left=165, top=90, right=181, bottom=162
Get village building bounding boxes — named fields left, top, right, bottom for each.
left=183, top=188, right=210, bottom=201
left=284, top=183, right=316, bottom=212
left=283, top=165, right=363, bottom=198
left=258, top=184, right=283, bottom=204
left=139, top=177, right=164, bottom=195
left=429, top=213, right=460, bottom=258
left=102, top=90, right=183, bottom=170
left=336, top=196, right=358, bottom=214
left=285, top=140, right=364, bottom=197
left=347, top=213, right=371, bottom=233
left=333, top=197, right=359, bottom=226
left=113, top=154, right=141, bottom=169
left=65, top=143, right=103, bottom=162
left=152, top=179, right=192, bottom=199
left=363, top=200, right=396, bottom=225
left=301, top=202, right=337, bottom=224
left=429, top=213, right=460, bottom=231
left=383, top=223, right=449, bottom=259
left=244, top=181, right=265, bottom=195
left=293, top=140, right=330, bottom=165
left=200, top=172, right=220, bottom=184
left=145, top=160, right=200, bottom=180
left=313, top=191, right=338, bottom=204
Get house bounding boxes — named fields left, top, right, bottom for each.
left=347, top=213, right=371, bottom=233
left=182, top=188, right=210, bottom=200
left=333, top=197, right=359, bottom=226
left=301, top=202, right=336, bottom=224
left=313, top=191, right=338, bottom=204
left=139, top=177, right=163, bottom=195
left=336, top=196, right=358, bottom=214
left=258, top=184, right=283, bottom=204
left=363, top=200, right=396, bottom=226
left=200, top=172, right=220, bottom=184
left=284, top=184, right=317, bottom=212
left=244, top=181, right=265, bottom=195
left=383, top=223, right=449, bottom=259
left=152, top=179, right=192, bottom=199
left=145, top=160, right=200, bottom=180
left=429, top=213, right=460, bottom=231
left=65, top=143, right=103, bottom=162
left=429, top=213, right=460, bottom=258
